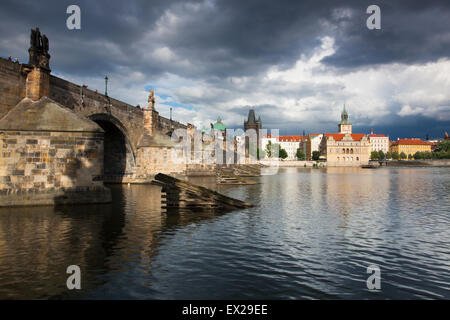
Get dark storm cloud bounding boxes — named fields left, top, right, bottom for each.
left=322, top=0, right=450, bottom=68
left=2, top=0, right=449, bottom=79
left=1, top=0, right=449, bottom=134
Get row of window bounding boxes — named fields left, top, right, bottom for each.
left=329, top=148, right=359, bottom=154
left=337, top=156, right=359, bottom=161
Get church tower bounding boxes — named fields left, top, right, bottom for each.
left=338, top=105, right=352, bottom=134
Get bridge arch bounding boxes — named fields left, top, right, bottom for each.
left=88, top=113, right=136, bottom=181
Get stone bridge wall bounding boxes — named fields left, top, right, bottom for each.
left=0, top=58, right=26, bottom=119
left=0, top=57, right=187, bottom=150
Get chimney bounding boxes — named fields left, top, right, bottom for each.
left=371, top=128, right=373, bottom=135
left=25, top=28, right=51, bottom=101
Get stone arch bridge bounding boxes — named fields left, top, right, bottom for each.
left=0, top=57, right=189, bottom=183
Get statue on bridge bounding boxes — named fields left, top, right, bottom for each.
left=28, top=27, right=50, bottom=70
left=147, top=89, right=155, bottom=110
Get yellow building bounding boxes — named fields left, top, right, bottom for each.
left=390, top=139, right=432, bottom=157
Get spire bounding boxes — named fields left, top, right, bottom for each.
left=246, top=109, right=256, bottom=124
left=340, top=104, right=350, bottom=125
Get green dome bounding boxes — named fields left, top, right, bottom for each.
left=213, top=117, right=226, bottom=131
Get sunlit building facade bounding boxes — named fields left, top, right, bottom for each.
left=389, top=139, right=432, bottom=157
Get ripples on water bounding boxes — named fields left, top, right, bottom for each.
left=0, top=167, right=449, bottom=299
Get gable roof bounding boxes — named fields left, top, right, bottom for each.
left=391, top=139, right=431, bottom=146
left=324, top=133, right=366, bottom=141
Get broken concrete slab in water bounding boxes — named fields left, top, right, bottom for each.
left=151, top=173, right=255, bottom=212
left=232, top=164, right=262, bottom=177
left=215, top=168, right=259, bottom=185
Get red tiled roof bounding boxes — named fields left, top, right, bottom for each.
left=369, top=134, right=387, bottom=137
left=391, top=139, right=432, bottom=146
left=323, top=133, right=365, bottom=141
left=278, top=135, right=306, bottom=142
left=307, top=133, right=366, bottom=141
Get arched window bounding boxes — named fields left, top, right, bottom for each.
left=356, top=157, right=359, bottom=161
left=350, top=148, right=354, bottom=154
left=342, top=148, right=345, bottom=154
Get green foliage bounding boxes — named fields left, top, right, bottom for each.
left=296, top=148, right=305, bottom=160
left=279, top=145, right=288, bottom=159
left=370, top=151, right=379, bottom=160
left=408, top=154, right=413, bottom=160
left=378, top=150, right=385, bottom=160
left=265, top=141, right=273, bottom=158
left=423, top=151, right=432, bottom=159
left=400, top=152, right=407, bottom=160
left=435, top=140, right=450, bottom=153
left=432, top=150, right=450, bottom=159
left=414, top=141, right=450, bottom=159
left=392, top=151, right=399, bottom=160
left=385, top=152, right=392, bottom=160
left=312, top=151, right=321, bottom=161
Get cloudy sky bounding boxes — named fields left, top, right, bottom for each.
left=1, top=0, right=449, bottom=138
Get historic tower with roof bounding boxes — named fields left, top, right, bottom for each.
left=244, top=109, right=262, bottom=153
left=338, top=105, right=352, bottom=134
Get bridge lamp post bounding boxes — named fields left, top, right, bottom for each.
left=105, top=75, right=108, bottom=96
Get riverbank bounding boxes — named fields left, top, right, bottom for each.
left=386, top=159, right=450, bottom=167
left=260, top=159, right=450, bottom=167
left=260, top=160, right=322, bottom=167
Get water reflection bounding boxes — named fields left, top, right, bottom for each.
left=0, top=167, right=449, bottom=299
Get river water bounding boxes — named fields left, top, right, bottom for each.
left=0, top=167, right=449, bottom=299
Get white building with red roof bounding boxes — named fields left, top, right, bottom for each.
left=261, top=134, right=307, bottom=159
left=278, top=135, right=307, bottom=159
left=368, top=128, right=389, bottom=153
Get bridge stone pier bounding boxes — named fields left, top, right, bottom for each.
left=0, top=28, right=197, bottom=207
